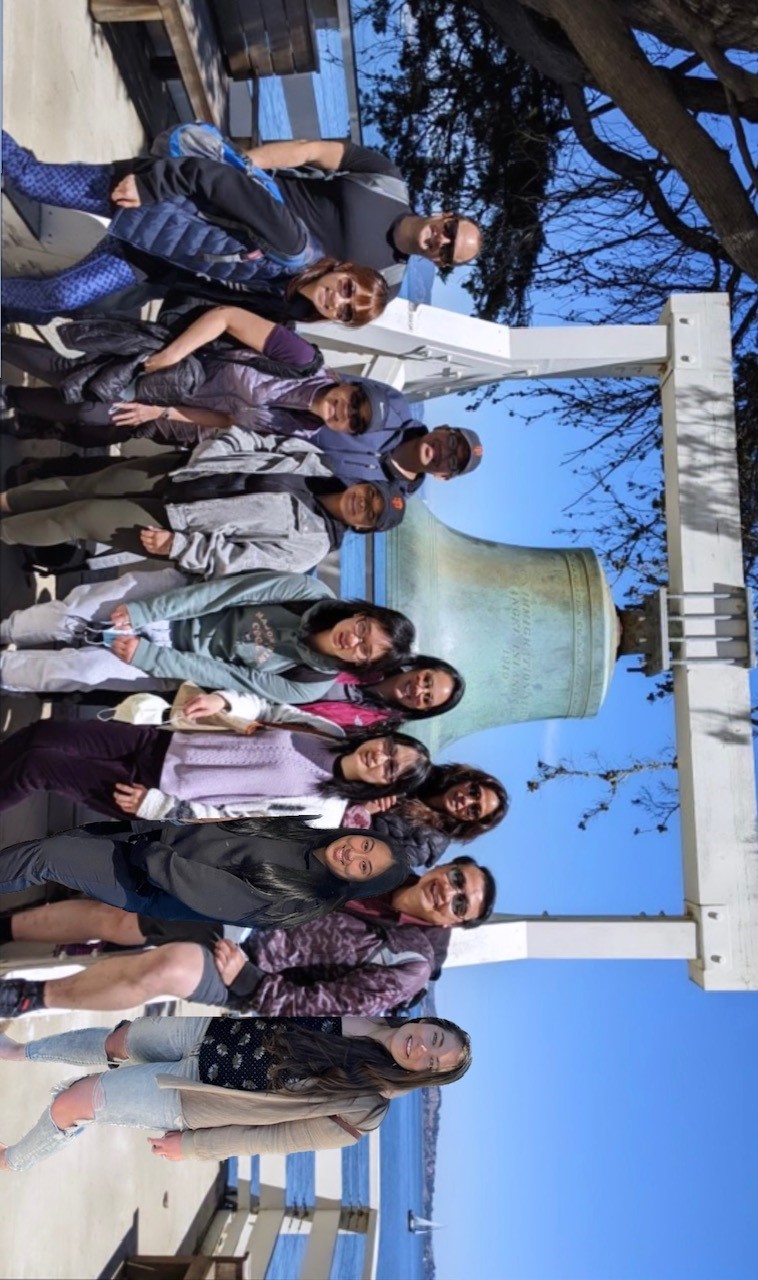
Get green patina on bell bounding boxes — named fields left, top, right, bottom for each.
left=383, top=501, right=618, bottom=751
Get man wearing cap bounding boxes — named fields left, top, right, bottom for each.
left=306, top=376, right=484, bottom=495
left=0, top=427, right=406, bottom=577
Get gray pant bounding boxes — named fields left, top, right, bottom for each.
left=0, top=567, right=184, bottom=693
left=0, top=451, right=181, bottom=552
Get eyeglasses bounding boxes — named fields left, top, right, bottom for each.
left=445, top=431, right=469, bottom=475
left=380, top=739, right=401, bottom=784
left=448, top=866, right=470, bottom=920
left=438, top=218, right=459, bottom=268
left=352, top=615, right=387, bottom=665
left=418, top=670, right=435, bottom=707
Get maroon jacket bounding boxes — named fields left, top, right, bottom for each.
left=230, top=896, right=450, bottom=1015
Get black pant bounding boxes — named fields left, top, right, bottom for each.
left=3, top=334, right=122, bottom=446
left=0, top=827, right=213, bottom=920
left=0, top=719, right=169, bottom=819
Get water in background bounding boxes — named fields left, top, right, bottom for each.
left=376, top=1093, right=426, bottom=1280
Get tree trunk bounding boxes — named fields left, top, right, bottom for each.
left=621, top=0, right=758, bottom=52
left=507, top=0, right=758, bottom=280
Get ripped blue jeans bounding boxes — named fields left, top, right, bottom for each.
left=5, top=1016, right=211, bottom=1171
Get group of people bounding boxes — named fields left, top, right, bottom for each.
left=0, top=122, right=501, bottom=1173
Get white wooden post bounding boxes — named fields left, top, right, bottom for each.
left=447, top=915, right=698, bottom=966
left=658, top=294, right=758, bottom=990
left=300, top=298, right=670, bottom=395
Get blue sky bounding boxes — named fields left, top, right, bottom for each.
left=419, top=270, right=758, bottom=1280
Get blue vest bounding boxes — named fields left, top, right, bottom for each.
left=109, top=195, right=323, bottom=288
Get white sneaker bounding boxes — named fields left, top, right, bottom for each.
left=30, top=318, right=84, bottom=358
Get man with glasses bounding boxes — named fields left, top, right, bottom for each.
left=314, top=394, right=485, bottom=495
left=234, top=138, right=482, bottom=298
left=0, top=857, right=496, bottom=1018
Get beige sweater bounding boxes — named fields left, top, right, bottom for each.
left=156, top=1073, right=389, bottom=1160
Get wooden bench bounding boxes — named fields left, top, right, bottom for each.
left=214, top=0, right=319, bottom=78
left=91, top=0, right=229, bottom=128
left=90, top=0, right=320, bottom=130
left=120, top=1255, right=248, bottom=1280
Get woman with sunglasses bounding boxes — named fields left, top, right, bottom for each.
left=1, top=299, right=379, bottom=450
left=1, top=130, right=391, bottom=324
left=368, top=765, right=510, bottom=868
left=0, top=1012, right=470, bottom=1173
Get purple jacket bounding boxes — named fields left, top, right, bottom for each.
left=231, top=903, right=451, bottom=1015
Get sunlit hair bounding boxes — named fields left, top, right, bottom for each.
left=399, top=764, right=509, bottom=842
left=287, top=256, right=389, bottom=325
left=262, top=1015, right=471, bottom=1096
left=325, top=728, right=431, bottom=801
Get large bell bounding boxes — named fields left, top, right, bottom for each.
left=382, top=501, right=618, bottom=750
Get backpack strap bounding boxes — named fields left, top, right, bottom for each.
left=341, top=172, right=409, bottom=206
left=330, top=1114, right=364, bottom=1140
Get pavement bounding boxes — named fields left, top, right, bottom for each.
left=1, top=5, right=223, bottom=1276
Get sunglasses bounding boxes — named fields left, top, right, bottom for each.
left=438, top=218, right=460, bottom=267
left=457, top=781, right=484, bottom=820
left=345, top=387, right=370, bottom=433
left=335, top=276, right=357, bottom=323
left=448, top=866, right=470, bottom=919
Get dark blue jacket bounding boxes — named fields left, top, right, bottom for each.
left=311, top=376, right=427, bottom=494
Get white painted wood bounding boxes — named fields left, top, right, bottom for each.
left=258, top=1157, right=287, bottom=1204
left=245, top=1208, right=286, bottom=1279
left=300, top=1208, right=340, bottom=1280
left=659, top=294, right=758, bottom=990
left=314, top=1147, right=343, bottom=1198
left=301, top=299, right=670, bottom=399
left=447, top=916, right=698, bottom=964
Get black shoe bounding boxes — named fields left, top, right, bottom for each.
left=0, top=979, right=33, bottom=1018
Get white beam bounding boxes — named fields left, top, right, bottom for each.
left=447, top=915, right=698, bottom=965
left=659, top=294, right=758, bottom=991
left=301, top=298, right=669, bottom=399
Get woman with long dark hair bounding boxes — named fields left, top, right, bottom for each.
left=0, top=818, right=415, bottom=927
left=0, top=719, right=431, bottom=825
left=298, top=654, right=466, bottom=730
left=391, top=763, right=510, bottom=846
left=357, top=762, right=509, bottom=871
left=0, top=569, right=415, bottom=702
left=0, top=1012, right=471, bottom=1171
left=1, top=131, right=389, bottom=325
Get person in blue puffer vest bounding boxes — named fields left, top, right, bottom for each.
left=0, top=129, right=383, bottom=323
left=1, top=124, right=481, bottom=321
